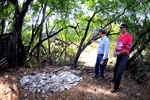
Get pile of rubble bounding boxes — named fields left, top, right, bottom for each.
left=20, top=67, right=83, bottom=95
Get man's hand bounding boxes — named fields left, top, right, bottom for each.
left=100, top=60, right=104, bottom=65
left=114, top=51, right=120, bottom=57
left=114, top=51, right=117, bottom=57
left=91, top=40, right=98, bottom=43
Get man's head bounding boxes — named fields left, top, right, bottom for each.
left=120, top=22, right=128, bottom=34
left=98, top=29, right=106, bottom=37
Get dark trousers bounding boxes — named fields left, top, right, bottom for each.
left=113, top=55, right=129, bottom=90
left=94, top=54, right=105, bottom=78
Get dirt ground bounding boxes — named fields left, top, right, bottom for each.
left=0, top=65, right=150, bottom=100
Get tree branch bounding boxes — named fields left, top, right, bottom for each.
left=9, top=0, right=17, bottom=6
left=79, top=12, right=97, bottom=49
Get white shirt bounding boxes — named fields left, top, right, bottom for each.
left=97, top=35, right=110, bottom=59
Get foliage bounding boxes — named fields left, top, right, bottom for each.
left=26, top=57, right=39, bottom=68
left=41, top=39, right=77, bottom=66
left=0, top=0, right=14, bottom=34
left=130, top=47, right=150, bottom=83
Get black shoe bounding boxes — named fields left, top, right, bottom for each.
left=98, top=76, right=104, bottom=80
left=92, top=74, right=99, bottom=78
left=111, top=89, right=118, bottom=93
left=110, top=79, right=115, bottom=83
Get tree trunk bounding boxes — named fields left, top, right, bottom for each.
left=130, top=26, right=150, bottom=53
left=37, top=1, right=48, bottom=62
left=1, top=19, right=5, bottom=34
left=46, top=22, right=53, bottom=65
left=128, top=35, right=150, bottom=67
left=8, top=0, right=33, bottom=67
left=72, top=12, right=97, bottom=68
left=73, top=40, right=92, bottom=68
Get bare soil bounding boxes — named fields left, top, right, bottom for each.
left=0, top=65, right=150, bottom=100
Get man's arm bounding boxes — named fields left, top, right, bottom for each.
left=103, top=39, right=110, bottom=59
left=116, top=50, right=128, bottom=55
left=91, top=40, right=99, bottom=44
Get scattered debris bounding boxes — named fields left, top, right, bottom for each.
left=20, top=71, right=83, bottom=95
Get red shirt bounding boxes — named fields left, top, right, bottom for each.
left=116, top=33, right=132, bottom=56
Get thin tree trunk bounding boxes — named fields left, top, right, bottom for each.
left=130, top=26, right=150, bottom=53
left=46, top=21, right=53, bottom=65
left=128, top=36, right=150, bottom=66
left=73, top=12, right=97, bottom=68
left=37, top=1, right=48, bottom=62
left=1, top=19, right=5, bottom=34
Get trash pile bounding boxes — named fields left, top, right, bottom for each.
left=20, top=70, right=83, bottom=95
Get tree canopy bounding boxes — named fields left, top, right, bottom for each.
left=0, top=0, right=150, bottom=82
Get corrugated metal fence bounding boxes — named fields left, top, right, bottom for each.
left=0, top=34, right=10, bottom=68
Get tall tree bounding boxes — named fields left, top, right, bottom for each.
left=8, top=0, right=33, bottom=66
left=37, top=0, right=48, bottom=61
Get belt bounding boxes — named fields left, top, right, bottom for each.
left=98, top=54, right=104, bottom=56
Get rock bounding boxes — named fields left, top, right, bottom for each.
left=136, top=93, right=141, bottom=97
left=63, top=66, right=71, bottom=70
left=64, top=83, right=72, bottom=90
left=24, top=93, right=28, bottom=98
left=71, top=70, right=82, bottom=75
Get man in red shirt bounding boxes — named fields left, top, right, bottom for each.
left=111, top=22, right=132, bottom=92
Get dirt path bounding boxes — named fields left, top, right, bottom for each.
left=0, top=66, right=150, bottom=100
left=51, top=68, right=150, bottom=100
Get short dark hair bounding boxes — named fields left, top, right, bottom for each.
left=98, top=29, right=106, bottom=34
left=120, top=22, right=128, bottom=29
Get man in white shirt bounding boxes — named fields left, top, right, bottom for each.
left=92, top=29, right=110, bottom=79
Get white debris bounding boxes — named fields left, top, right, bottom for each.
left=20, top=71, right=83, bottom=95
left=135, top=93, right=141, bottom=97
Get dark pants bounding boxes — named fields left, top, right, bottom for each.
left=113, top=55, right=129, bottom=90
left=94, top=54, right=105, bottom=78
